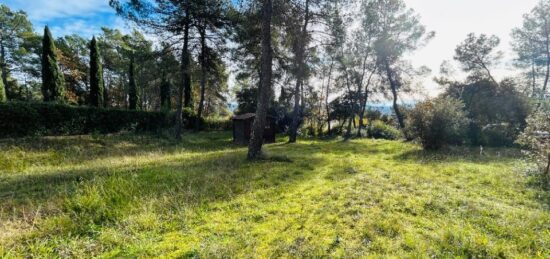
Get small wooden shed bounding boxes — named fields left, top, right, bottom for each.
left=232, top=113, right=276, bottom=145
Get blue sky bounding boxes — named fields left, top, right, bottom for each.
left=3, top=0, right=127, bottom=38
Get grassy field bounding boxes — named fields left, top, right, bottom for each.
left=0, top=132, right=549, bottom=258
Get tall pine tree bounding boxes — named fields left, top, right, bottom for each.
left=128, top=55, right=137, bottom=110
left=0, top=69, right=6, bottom=102
left=41, top=26, right=66, bottom=102
left=89, top=36, right=104, bottom=107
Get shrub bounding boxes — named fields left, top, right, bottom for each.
left=445, top=78, right=531, bottom=146
left=517, top=108, right=550, bottom=184
left=367, top=120, right=402, bottom=140
left=0, top=102, right=173, bottom=138
left=408, top=97, right=469, bottom=150
left=477, top=123, right=519, bottom=147
left=202, top=118, right=232, bottom=131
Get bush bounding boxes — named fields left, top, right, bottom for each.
left=517, top=108, right=550, bottom=184
left=367, top=120, right=402, bottom=140
left=202, top=118, right=232, bottom=131
left=0, top=102, right=173, bottom=138
left=408, top=97, right=469, bottom=150
left=445, top=78, right=531, bottom=146
left=476, top=123, right=519, bottom=147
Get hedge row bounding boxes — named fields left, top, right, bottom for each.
left=0, top=102, right=174, bottom=138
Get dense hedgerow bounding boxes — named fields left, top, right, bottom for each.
left=0, top=102, right=173, bottom=138
left=0, top=102, right=232, bottom=138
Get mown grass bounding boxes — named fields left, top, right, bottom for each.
left=0, top=132, right=549, bottom=258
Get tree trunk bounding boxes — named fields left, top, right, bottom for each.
left=288, top=0, right=310, bottom=143
left=543, top=31, right=550, bottom=99
left=0, top=43, right=8, bottom=92
left=357, top=92, right=369, bottom=137
left=357, top=71, right=375, bottom=137
left=384, top=60, right=405, bottom=130
left=345, top=113, right=353, bottom=139
left=248, top=0, right=273, bottom=160
left=545, top=154, right=550, bottom=178
left=175, top=21, right=190, bottom=140
left=195, top=27, right=207, bottom=132
left=288, top=80, right=302, bottom=142
left=326, top=61, right=333, bottom=135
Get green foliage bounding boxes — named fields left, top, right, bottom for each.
left=0, top=133, right=548, bottom=257
left=517, top=107, right=550, bottom=183
left=41, top=26, right=66, bottom=102
left=89, top=36, right=104, bottom=107
left=454, top=33, right=502, bottom=82
left=512, top=1, right=550, bottom=98
left=0, top=4, right=38, bottom=100
left=408, top=97, right=470, bottom=150
left=201, top=117, right=232, bottom=131
left=367, top=120, right=402, bottom=140
left=445, top=79, right=531, bottom=146
left=56, top=34, right=90, bottom=104
left=0, top=102, right=171, bottom=138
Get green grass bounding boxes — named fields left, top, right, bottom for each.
left=0, top=132, right=549, bottom=258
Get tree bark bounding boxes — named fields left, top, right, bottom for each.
left=384, top=60, right=405, bottom=130
left=532, top=57, right=537, bottom=98
left=175, top=21, right=190, bottom=140
left=543, top=25, right=550, bottom=99
left=357, top=91, right=369, bottom=137
left=247, top=0, right=273, bottom=160
left=289, top=0, right=310, bottom=143
left=195, top=27, right=207, bottom=131
left=0, top=43, right=8, bottom=92
left=326, top=60, right=333, bottom=135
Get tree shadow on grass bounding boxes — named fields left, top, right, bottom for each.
left=0, top=143, right=330, bottom=217
left=0, top=132, right=242, bottom=174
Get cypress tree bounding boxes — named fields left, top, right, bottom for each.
left=0, top=69, right=6, bottom=102
left=128, top=56, right=137, bottom=110
left=41, top=26, right=66, bottom=102
left=89, top=36, right=104, bottom=107
left=160, top=71, right=171, bottom=112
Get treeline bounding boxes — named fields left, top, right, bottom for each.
left=1, top=1, right=549, bottom=169
left=0, top=4, right=230, bottom=120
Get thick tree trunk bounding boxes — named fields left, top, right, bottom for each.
left=288, top=0, right=310, bottom=143
left=248, top=0, right=273, bottom=160
left=175, top=21, right=190, bottom=140
left=196, top=27, right=207, bottom=131
left=0, top=43, right=8, bottom=92
left=384, top=60, right=405, bottom=130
